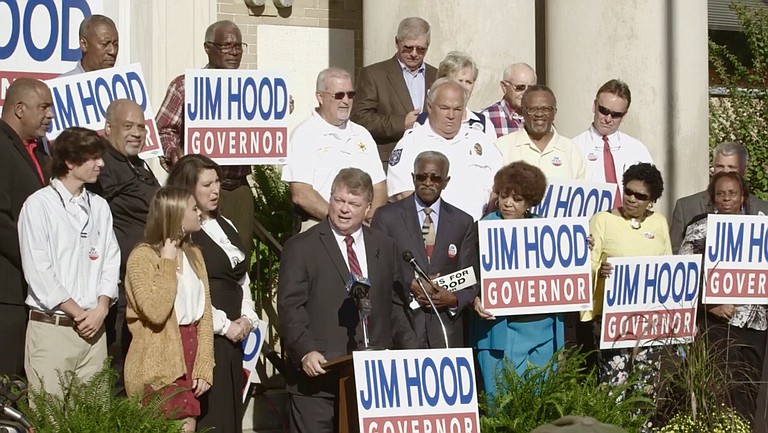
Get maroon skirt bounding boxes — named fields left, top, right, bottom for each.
left=143, top=323, right=201, bottom=420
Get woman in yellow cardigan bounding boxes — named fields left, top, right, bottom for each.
left=124, top=186, right=214, bottom=433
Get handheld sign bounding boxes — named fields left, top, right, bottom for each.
left=45, top=63, right=163, bottom=159
left=241, top=319, right=269, bottom=402
left=703, top=214, right=768, bottom=305
left=530, top=180, right=616, bottom=218
left=184, top=69, right=289, bottom=166
left=479, top=218, right=592, bottom=316
left=601, top=255, right=700, bottom=350
left=1, top=0, right=103, bottom=106
left=409, top=267, right=477, bottom=310
left=353, top=348, right=479, bottom=433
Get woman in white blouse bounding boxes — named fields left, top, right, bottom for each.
left=167, top=155, right=261, bottom=433
left=124, top=186, right=213, bottom=433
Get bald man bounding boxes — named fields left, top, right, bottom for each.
left=0, top=78, right=53, bottom=377
left=481, top=63, right=537, bottom=138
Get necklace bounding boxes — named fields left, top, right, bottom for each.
left=620, top=207, right=646, bottom=230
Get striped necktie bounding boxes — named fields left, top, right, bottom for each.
left=422, top=207, right=436, bottom=261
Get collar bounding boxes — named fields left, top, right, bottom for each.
left=521, top=128, right=564, bottom=152
left=589, top=124, right=621, bottom=149
left=51, top=178, right=85, bottom=203
left=396, top=57, right=426, bottom=75
left=501, top=99, right=524, bottom=120
left=311, top=108, right=350, bottom=135
left=414, top=194, right=442, bottom=217
left=329, top=220, right=364, bottom=245
left=24, top=139, right=37, bottom=152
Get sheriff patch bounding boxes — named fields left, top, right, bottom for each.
left=389, top=148, right=403, bottom=166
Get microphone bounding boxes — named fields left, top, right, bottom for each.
left=401, top=250, right=450, bottom=349
left=346, top=275, right=374, bottom=348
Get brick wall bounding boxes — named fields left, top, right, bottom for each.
left=216, top=0, right=363, bottom=71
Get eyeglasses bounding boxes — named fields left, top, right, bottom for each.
left=207, top=42, right=247, bottom=54
left=401, top=45, right=428, bottom=55
left=413, top=173, right=444, bottom=183
left=503, top=81, right=529, bottom=92
left=320, top=91, right=356, bottom=100
left=597, top=104, right=626, bottom=119
left=523, top=106, right=555, bottom=115
left=624, top=187, right=651, bottom=201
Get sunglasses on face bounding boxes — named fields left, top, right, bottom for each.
left=413, top=173, right=444, bottom=183
left=401, top=45, right=428, bottom=55
left=624, top=187, right=651, bottom=201
left=321, top=91, right=356, bottom=100
left=597, top=104, right=626, bottom=119
left=503, top=81, right=529, bottom=92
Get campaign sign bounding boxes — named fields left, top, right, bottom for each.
left=241, top=319, right=269, bottom=402
left=600, top=255, right=700, bottom=350
left=184, top=69, right=289, bottom=165
left=479, top=218, right=592, bottom=316
left=530, top=180, right=616, bottom=218
left=45, top=63, right=163, bottom=158
left=409, top=267, right=476, bottom=310
left=1, top=0, right=103, bottom=105
left=353, top=349, right=479, bottom=433
left=703, top=214, right=768, bottom=305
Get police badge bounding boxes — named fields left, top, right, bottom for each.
left=389, top=148, right=403, bottom=166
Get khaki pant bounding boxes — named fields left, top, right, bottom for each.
left=25, top=320, right=107, bottom=396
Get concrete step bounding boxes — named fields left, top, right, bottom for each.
left=243, top=387, right=290, bottom=433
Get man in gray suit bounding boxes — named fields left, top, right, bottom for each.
left=670, top=141, right=768, bottom=253
left=371, top=151, right=478, bottom=348
left=350, top=17, right=438, bottom=164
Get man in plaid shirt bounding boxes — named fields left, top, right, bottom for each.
left=481, top=63, right=537, bottom=138
left=155, top=20, right=255, bottom=257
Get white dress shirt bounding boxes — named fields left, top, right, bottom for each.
left=572, top=125, right=653, bottom=185
left=174, top=251, right=206, bottom=325
left=331, top=224, right=369, bottom=280
left=201, top=217, right=261, bottom=335
left=19, top=178, right=120, bottom=313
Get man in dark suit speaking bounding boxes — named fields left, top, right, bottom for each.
left=350, top=17, right=438, bottom=164
left=372, top=151, right=478, bottom=348
left=278, top=167, right=416, bottom=433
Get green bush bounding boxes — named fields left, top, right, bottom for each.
left=20, top=365, right=184, bottom=433
left=480, top=348, right=653, bottom=433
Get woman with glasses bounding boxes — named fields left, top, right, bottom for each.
left=586, top=163, right=670, bottom=407
left=471, top=161, right=554, bottom=399
left=679, top=171, right=764, bottom=423
left=124, top=186, right=212, bottom=433
left=167, top=154, right=261, bottom=433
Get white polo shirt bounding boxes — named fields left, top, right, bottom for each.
left=495, top=129, right=588, bottom=181
left=387, top=120, right=502, bottom=220
left=281, top=109, right=385, bottom=200
left=572, top=125, right=653, bottom=184
left=19, top=179, right=120, bottom=314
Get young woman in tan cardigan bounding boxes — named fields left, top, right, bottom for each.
left=124, top=186, right=214, bottom=432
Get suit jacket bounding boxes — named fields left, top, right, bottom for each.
left=277, top=219, right=417, bottom=397
left=370, top=196, right=478, bottom=348
left=0, top=120, right=50, bottom=306
left=350, top=55, right=437, bottom=162
left=670, top=190, right=768, bottom=253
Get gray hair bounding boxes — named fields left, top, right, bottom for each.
left=79, top=14, right=116, bottom=39
left=414, top=151, right=450, bottom=175
left=205, top=20, right=240, bottom=43
left=713, top=141, right=749, bottom=170
left=396, top=17, right=430, bottom=45
left=437, top=51, right=478, bottom=81
left=426, top=77, right=467, bottom=107
left=316, top=67, right=352, bottom=92
left=502, top=62, right=537, bottom=82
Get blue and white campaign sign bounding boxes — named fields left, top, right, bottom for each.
left=44, top=63, right=163, bottom=158
left=478, top=217, right=592, bottom=316
left=601, top=255, right=701, bottom=350
left=241, top=319, right=269, bottom=402
left=530, top=180, right=616, bottom=218
left=1, top=0, right=103, bottom=106
left=184, top=69, right=289, bottom=166
left=353, top=349, right=479, bottom=433
left=703, top=214, right=768, bottom=305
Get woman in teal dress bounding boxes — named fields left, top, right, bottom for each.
left=471, top=161, right=558, bottom=398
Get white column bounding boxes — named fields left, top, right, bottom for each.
left=546, top=0, right=709, bottom=215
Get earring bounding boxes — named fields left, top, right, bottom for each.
left=181, top=225, right=187, bottom=236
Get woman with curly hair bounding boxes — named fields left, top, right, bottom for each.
left=471, top=161, right=552, bottom=398
left=586, top=163, right=671, bottom=403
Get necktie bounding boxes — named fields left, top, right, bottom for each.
left=602, top=135, right=621, bottom=208
left=344, top=235, right=362, bottom=277
left=24, top=140, right=45, bottom=185
left=422, top=207, right=436, bottom=261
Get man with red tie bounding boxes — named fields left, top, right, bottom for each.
left=0, top=78, right=53, bottom=377
left=573, top=79, right=653, bottom=204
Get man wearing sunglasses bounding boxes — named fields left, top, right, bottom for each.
left=351, top=17, right=437, bottom=164
left=372, top=151, right=477, bottom=349
left=481, top=63, right=537, bottom=138
left=156, top=20, right=256, bottom=259
left=282, top=68, right=386, bottom=232
left=573, top=79, right=653, bottom=194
